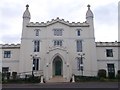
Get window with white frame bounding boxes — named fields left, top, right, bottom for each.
left=76, top=29, right=82, bottom=36
left=77, top=30, right=80, bottom=36
left=35, top=29, right=40, bottom=36
left=34, top=40, right=40, bottom=52
left=107, top=64, right=115, bottom=73
left=80, top=66, right=83, bottom=71
left=4, top=51, right=11, bottom=58
left=33, top=58, right=39, bottom=71
left=106, top=49, right=113, bottom=57
left=76, top=40, right=82, bottom=52
left=77, top=57, right=83, bottom=71
left=54, top=40, right=62, bottom=46
left=2, top=67, right=9, bottom=73
left=53, top=28, right=63, bottom=36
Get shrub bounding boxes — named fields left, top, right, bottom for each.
left=6, top=72, right=11, bottom=80
left=74, top=76, right=99, bottom=82
left=116, top=70, right=120, bottom=79
left=2, top=72, right=11, bottom=81
left=118, top=70, right=120, bottom=75
left=12, top=72, right=17, bottom=80
left=2, top=73, right=5, bottom=81
left=23, top=75, right=40, bottom=83
left=108, top=72, right=115, bottom=79
left=98, top=69, right=106, bottom=78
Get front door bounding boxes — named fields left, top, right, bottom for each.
left=53, top=56, right=62, bottom=76
left=107, top=64, right=115, bottom=78
left=55, top=60, right=62, bottom=75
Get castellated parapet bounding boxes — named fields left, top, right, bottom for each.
left=96, top=42, right=120, bottom=47
left=1, top=42, right=120, bottom=48
left=0, top=44, right=20, bottom=49
left=27, top=17, right=89, bottom=27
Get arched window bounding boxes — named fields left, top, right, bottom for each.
left=76, top=40, right=82, bottom=52
left=34, top=29, right=40, bottom=36
left=77, top=30, right=80, bottom=36
left=33, top=58, right=39, bottom=71
left=34, top=40, right=40, bottom=52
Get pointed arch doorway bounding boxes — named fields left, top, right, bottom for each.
left=53, top=56, right=63, bottom=76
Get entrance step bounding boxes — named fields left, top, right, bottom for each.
left=47, top=76, right=68, bottom=83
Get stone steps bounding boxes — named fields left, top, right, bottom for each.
left=47, top=76, right=68, bottom=83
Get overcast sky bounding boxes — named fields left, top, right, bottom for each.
left=0, top=0, right=118, bottom=44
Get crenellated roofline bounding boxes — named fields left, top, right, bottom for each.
left=0, top=42, right=120, bottom=49
left=96, top=42, right=120, bottom=47
left=27, top=17, right=89, bottom=27
left=0, top=44, right=20, bottom=49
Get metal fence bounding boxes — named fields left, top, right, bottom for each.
left=17, top=70, right=43, bottom=78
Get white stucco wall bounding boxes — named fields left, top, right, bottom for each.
left=1, top=44, right=20, bottom=73
left=96, top=42, right=119, bottom=76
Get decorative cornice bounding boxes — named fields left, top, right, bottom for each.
left=47, top=46, right=68, bottom=53
left=27, top=17, right=89, bottom=27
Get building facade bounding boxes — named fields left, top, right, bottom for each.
left=0, top=5, right=120, bottom=82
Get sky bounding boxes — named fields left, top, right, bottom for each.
left=0, top=0, right=118, bottom=44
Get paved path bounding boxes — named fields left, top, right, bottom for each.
left=2, top=82, right=119, bottom=88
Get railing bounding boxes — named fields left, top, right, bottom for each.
left=17, top=70, right=43, bottom=78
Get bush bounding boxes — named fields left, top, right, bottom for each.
left=6, top=72, right=11, bottom=80
left=108, top=72, right=115, bottom=79
left=12, top=72, right=17, bottom=80
left=118, top=70, right=120, bottom=74
left=75, top=76, right=99, bottom=82
left=24, top=75, right=40, bottom=83
left=2, top=76, right=41, bottom=84
left=2, top=72, right=11, bottom=81
left=2, top=73, right=5, bottom=81
left=116, top=70, right=120, bottom=79
left=98, top=69, right=106, bottom=78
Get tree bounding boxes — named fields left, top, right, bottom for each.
left=98, top=69, right=106, bottom=78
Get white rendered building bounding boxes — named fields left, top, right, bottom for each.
left=1, top=5, right=120, bottom=82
